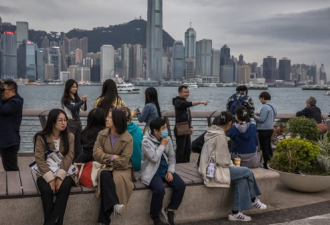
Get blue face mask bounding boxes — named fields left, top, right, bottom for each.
left=161, top=129, right=168, bottom=138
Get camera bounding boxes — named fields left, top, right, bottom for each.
left=0, top=82, right=4, bottom=92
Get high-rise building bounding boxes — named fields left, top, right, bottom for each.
left=0, top=16, right=2, bottom=34
left=36, top=50, right=44, bottom=81
left=44, top=64, right=54, bottom=80
left=16, top=22, right=28, bottom=48
left=309, top=64, right=318, bottom=85
left=75, top=48, right=83, bottom=65
left=147, top=0, right=163, bottom=80
left=320, top=64, right=327, bottom=84
left=64, top=37, right=70, bottom=55
left=83, top=58, right=93, bottom=68
left=238, top=65, right=251, bottom=84
left=121, top=44, right=133, bottom=80
left=0, top=31, right=17, bottom=79
left=80, top=37, right=88, bottom=59
left=220, top=65, right=235, bottom=83
left=211, top=49, right=220, bottom=78
left=279, top=57, right=291, bottom=81
left=47, top=47, right=61, bottom=80
left=196, top=39, right=212, bottom=80
left=132, top=44, right=143, bottom=79
left=41, top=36, right=49, bottom=48
left=100, top=45, right=114, bottom=82
left=50, top=41, right=58, bottom=47
left=17, top=40, right=36, bottom=81
left=77, top=67, right=90, bottom=82
left=263, top=56, right=277, bottom=83
left=68, top=65, right=79, bottom=80
left=238, top=54, right=244, bottom=66
left=171, top=40, right=185, bottom=79
left=220, top=44, right=230, bottom=66
left=185, top=58, right=195, bottom=78
left=69, top=38, right=79, bottom=53
left=184, top=25, right=196, bottom=59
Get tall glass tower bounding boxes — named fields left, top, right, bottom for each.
left=184, top=25, right=196, bottom=59
left=147, top=0, right=163, bottom=81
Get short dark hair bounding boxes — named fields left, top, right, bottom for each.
left=4, top=80, right=18, bottom=93
left=178, top=85, right=188, bottom=93
left=235, top=105, right=249, bottom=122
left=212, top=111, right=233, bottom=125
left=236, top=85, right=248, bottom=92
left=149, top=117, right=166, bottom=133
left=259, top=91, right=271, bottom=100
left=111, top=108, right=127, bottom=134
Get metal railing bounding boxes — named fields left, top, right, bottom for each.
left=19, top=109, right=313, bottom=153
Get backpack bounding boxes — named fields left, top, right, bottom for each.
left=229, top=94, right=248, bottom=115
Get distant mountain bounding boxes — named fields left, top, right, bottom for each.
left=2, top=19, right=176, bottom=52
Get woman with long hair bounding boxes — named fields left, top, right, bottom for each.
left=134, top=87, right=161, bottom=134
left=94, top=79, right=126, bottom=114
left=75, top=108, right=106, bottom=163
left=93, top=108, right=135, bottom=225
left=61, top=79, right=87, bottom=160
left=199, top=111, right=267, bottom=222
left=34, top=109, right=74, bottom=225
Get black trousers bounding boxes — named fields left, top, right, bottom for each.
left=67, top=120, right=82, bottom=161
left=0, top=145, right=19, bottom=171
left=37, top=176, right=73, bottom=225
left=174, top=127, right=191, bottom=163
left=98, top=170, right=119, bottom=225
left=258, top=130, right=274, bottom=167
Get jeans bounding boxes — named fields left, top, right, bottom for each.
left=0, top=145, right=19, bottom=171
left=149, top=173, right=186, bottom=217
left=229, top=166, right=261, bottom=211
left=258, top=130, right=274, bottom=167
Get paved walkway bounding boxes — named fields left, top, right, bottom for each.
left=179, top=200, right=330, bottom=225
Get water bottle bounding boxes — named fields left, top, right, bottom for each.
left=206, top=162, right=215, bottom=178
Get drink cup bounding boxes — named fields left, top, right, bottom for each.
left=234, top=158, right=241, bottom=167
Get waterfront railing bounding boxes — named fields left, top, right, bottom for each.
left=19, top=109, right=324, bottom=154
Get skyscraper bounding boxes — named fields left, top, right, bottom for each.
left=121, top=44, right=133, bottom=80
left=263, top=56, right=277, bottom=83
left=0, top=31, right=17, bottom=79
left=16, top=22, right=29, bottom=48
left=279, top=57, right=291, bottom=81
left=47, top=47, right=61, bottom=80
left=171, top=40, right=185, bottom=79
left=184, top=25, right=196, bottom=59
left=211, top=49, right=220, bottom=78
left=80, top=37, right=88, bottom=59
left=196, top=39, right=212, bottom=80
left=132, top=44, right=143, bottom=79
left=238, top=65, right=251, bottom=84
left=100, top=45, right=114, bottom=82
left=220, top=44, right=230, bottom=66
left=147, top=0, right=163, bottom=80
left=17, top=40, right=36, bottom=81
left=75, top=48, right=83, bottom=65
left=36, top=50, right=44, bottom=81
left=0, top=16, right=2, bottom=34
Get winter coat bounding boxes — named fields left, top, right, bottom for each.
left=93, top=128, right=134, bottom=205
left=199, top=125, right=234, bottom=188
left=126, top=122, right=143, bottom=171
left=296, top=105, right=322, bottom=123
left=141, top=130, right=176, bottom=185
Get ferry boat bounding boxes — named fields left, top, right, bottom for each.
left=243, top=83, right=268, bottom=90
left=183, top=82, right=198, bottom=89
left=301, top=85, right=330, bottom=90
left=113, top=76, right=140, bottom=94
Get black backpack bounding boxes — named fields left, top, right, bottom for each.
left=229, top=94, right=248, bottom=115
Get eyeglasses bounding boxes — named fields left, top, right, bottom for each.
left=57, top=119, right=68, bottom=124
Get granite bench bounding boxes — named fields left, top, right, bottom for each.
left=0, top=163, right=279, bottom=225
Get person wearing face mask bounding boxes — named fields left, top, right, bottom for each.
left=141, top=117, right=186, bottom=225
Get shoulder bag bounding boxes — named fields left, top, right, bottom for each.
left=176, top=109, right=192, bottom=136
left=318, top=116, right=328, bottom=134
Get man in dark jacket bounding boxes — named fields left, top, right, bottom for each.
left=172, top=85, right=208, bottom=163
left=296, top=96, right=322, bottom=123
left=0, top=80, right=24, bottom=171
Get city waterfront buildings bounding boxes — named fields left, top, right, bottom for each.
left=171, top=40, right=185, bottom=79
left=0, top=31, right=17, bottom=79
left=196, top=39, right=212, bottom=82
left=263, top=56, right=277, bottom=83
left=100, top=45, right=114, bottom=82
left=16, top=21, right=28, bottom=48
left=279, top=57, right=291, bottom=81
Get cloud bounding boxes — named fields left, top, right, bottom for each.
left=0, top=4, right=20, bottom=14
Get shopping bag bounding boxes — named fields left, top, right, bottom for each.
left=75, top=161, right=106, bottom=188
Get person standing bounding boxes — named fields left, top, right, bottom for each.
left=61, top=79, right=87, bottom=160
left=226, top=85, right=255, bottom=121
left=254, top=92, right=277, bottom=169
left=172, top=85, right=208, bottom=163
left=0, top=79, right=24, bottom=171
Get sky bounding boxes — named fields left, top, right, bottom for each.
left=1, top=0, right=330, bottom=76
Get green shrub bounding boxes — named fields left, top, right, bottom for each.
left=285, top=117, right=320, bottom=142
left=316, top=134, right=330, bottom=175
left=270, top=138, right=320, bottom=173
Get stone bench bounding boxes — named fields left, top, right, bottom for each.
left=0, top=163, right=279, bottom=225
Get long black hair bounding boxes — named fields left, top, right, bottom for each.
left=111, top=108, right=127, bottom=135
left=61, top=79, right=81, bottom=107
left=97, top=79, right=122, bottom=114
left=81, top=108, right=106, bottom=140
left=145, top=87, right=161, bottom=117
left=34, top=109, right=70, bottom=156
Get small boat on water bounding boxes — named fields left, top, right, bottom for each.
left=302, top=85, right=330, bottom=90
left=183, top=82, right=198, bottom=89
left=243, top=82, right=268, bottom=90
left=326, top=90, right=330, bottom=96
left=113, top=76, right=140, bottom=94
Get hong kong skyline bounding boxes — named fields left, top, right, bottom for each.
left=1, top=0, right=330, bottom=76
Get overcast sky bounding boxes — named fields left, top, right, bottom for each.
left=1, top=0, right=330, bottom=76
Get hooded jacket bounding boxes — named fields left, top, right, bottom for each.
left=199, top=125, right=234, bottom=188
left=227, top=122, right=258, bottom=154
left=126, top=122, right=143, bottom=171
left=141, top=130, right=176, bottom=185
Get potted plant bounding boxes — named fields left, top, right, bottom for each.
left=269, top=117, right=330, bottom=192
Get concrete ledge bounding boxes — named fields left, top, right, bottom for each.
left=0, top=166, right=279, bottom=225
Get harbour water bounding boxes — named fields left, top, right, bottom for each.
left=20, top=85, right=330, bottom=113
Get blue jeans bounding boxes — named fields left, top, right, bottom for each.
left=149, top=173, right=186, bottom=217
left=229, top=166, right=261, bottom=211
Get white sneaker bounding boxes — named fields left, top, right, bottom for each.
left=252, top=198, right=267, bottom=210
left=228, top=212, right=251, bottom=221
left=114, top=204, right=125, bottom=215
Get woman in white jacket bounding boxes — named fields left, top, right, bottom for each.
left=199, top=111, right=267, bottom=222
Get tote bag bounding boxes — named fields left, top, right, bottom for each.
left=75, top=161, right=106, bottom=188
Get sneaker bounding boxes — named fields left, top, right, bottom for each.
left=151, top=216, right=167, bottom=225
left=252, top=198, right=267, bottom=210
left=161, top=208, right=175, bottom=225
left=228, top=212, right=252, bottom=222
left=113, top=204, right=125, bottom=215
